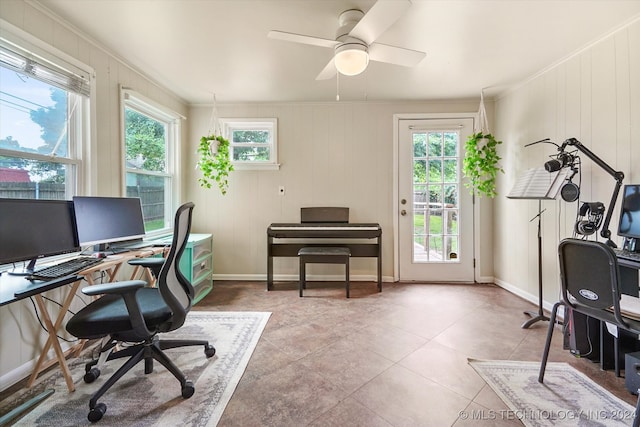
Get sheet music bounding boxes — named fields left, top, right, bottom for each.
left=507, top=167, right=570, bottom=200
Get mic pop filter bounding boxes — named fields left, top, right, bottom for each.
left=560, top=181, right=580, bottom=202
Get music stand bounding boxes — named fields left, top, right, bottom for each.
left=508, top=167, right=569, bottom=328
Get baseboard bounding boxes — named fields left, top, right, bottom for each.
left=0, top=342, right=74, bottom=393
left=493, top=277, right=562, bottom=320
left=212, top=273, right=394, bottom=282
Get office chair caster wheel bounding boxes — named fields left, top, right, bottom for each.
left=84, top=367, right=100, bottom=383
left=88, top=403, right=106, bottom=422
left=181, top=381, right=195, bottom=398
left=205, top=345, right=216, bottom=358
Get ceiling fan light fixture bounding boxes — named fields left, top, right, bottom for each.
left=334, top=43, right=369, bottom=76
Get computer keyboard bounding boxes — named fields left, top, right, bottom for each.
left=28, top=256, right=104, bottom=280
left=614, top=249, right=640, bottom=263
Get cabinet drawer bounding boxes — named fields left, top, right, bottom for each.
left=191, top=239, right=212, bottom=261
left=192, top=257, right=212, bottom=283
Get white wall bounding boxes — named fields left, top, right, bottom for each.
left=493, top=19, right=640, bottom=311
left=0, top=1, right=188, bottom=389
left=186, top=100, right=493, bottom=282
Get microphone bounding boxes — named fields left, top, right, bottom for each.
left=544, top=152, right=575, bottom=172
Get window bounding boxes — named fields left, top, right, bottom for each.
left=220, top=118, right=279, bottom=170
left=122, top=89, right=181, bottom=234
left=0, top=29, right=91, bottom=200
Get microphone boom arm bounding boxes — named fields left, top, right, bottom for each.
left=564, top=138, right=624, bottom=245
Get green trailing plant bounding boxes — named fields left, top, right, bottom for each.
left=462, top=132, right=503, bottom=198
left=197, top=135, right=234, bottom=194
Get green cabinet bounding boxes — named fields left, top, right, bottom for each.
left=178, top=233, right=213, bottom=304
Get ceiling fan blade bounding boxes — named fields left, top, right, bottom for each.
left=349, top=0, right=411, bottom=45
left=315, top=58, right=337, bottom=80
left=267, top=30, right=339, bottom=49
left=368, top=43, right=426, bottom=67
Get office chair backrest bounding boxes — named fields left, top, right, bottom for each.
left=558, top=238, right=622, bottom=314
left=157, top=202, right=195, bottom=331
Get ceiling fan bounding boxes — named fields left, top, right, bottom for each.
left=267, top=0, right=426, bottom=80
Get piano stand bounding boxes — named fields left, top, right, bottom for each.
left=267, top=222, right=382, bottom=293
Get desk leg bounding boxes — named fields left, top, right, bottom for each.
left=27, top=279, right=82, bottom=392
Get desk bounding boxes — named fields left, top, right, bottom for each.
left=571, top=252, right=640, bottom=373
left=0, top=248, right=166, bottom=392
left=267, top=223, right=382, bottom=291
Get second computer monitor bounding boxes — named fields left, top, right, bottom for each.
left=73, top=196, right=146, bottom=249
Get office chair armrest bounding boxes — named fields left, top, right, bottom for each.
left=81, top=280, right=147, bottom=296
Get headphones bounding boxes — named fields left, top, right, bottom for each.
left=575, top=202, right=605, bottom=236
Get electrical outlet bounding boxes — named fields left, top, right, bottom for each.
left=278, top=186, right=285, bottom=196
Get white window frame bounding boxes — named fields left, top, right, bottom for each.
left=220, top=118, right=279, bottom=170
left=0, top=20, right=93, bottom=199
left=121, top=87, right=182, bottom=236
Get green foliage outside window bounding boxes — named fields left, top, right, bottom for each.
left=125, top=108, right=166, bottom=172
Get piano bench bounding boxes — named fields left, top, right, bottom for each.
left=298, top=247, right=351, bottom=298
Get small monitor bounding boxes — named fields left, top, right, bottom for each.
left=0, top=198, right=79, bottom=273
left=617, top=184, right=640, bottom=251
left=73, top=196, right=146, bottom=249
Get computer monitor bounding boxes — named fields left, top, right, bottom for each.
left=0, top=198, right=80, bottom=274
left=73, top=196, right=146, bottom=250
left=617, top=184, right=640, bottom=252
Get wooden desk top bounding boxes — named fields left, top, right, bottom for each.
left=0, top=247, right=166, bottom=305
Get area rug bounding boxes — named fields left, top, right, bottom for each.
left=469, top=359, right=636, bottom=427
left=0, top=311, right=270, bottom=426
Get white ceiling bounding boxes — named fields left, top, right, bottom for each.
left=38, top=0, right=640, bottom=104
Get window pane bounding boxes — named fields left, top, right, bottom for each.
left=126, top=172, right=168, bottom=231
left=428, top=132, right=442, bottom=156
left=124, top=107, right=167, bottom=173
left=0, top=67, right=70, bottom=158
left=443, top=159, right=457, bottom=182
left=232, top=130, right=269, bottom=143
left=444, top=132, right=458, bottom=156
left=413, top=133, right=426, bottom=158
left=0, top=158, right=72, bottom=199
left=233, top=146, right=270, bottom=161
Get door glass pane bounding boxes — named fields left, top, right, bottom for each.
left=412, top=130, right=461, bottom=263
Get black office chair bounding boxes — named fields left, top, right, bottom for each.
left=538, top=238, right=640, bottom=427
left=128, top=256, right=164, bottom=285
left=66, top=202, right=215, bottom=422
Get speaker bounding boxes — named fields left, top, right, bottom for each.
left=575, top=202, right=605, bottom=236
left=560, top=181, right=580, bottom=202
left=626, top=352, right=640, bottom=394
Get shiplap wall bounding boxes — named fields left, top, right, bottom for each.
left=493, top=19, right=640, bottom=311
left=0, top=2, right=188, bottom=388
left=186, top=100, right=487, bottom=281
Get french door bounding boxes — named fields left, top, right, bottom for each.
left=397, top=117, right=475, bottom=281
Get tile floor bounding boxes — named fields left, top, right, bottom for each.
left=1, top=280, right=635, bottom=426
left=191, top=280, right=637, bottom=426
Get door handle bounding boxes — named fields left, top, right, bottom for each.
left=401, top=209, right=407, bottom=216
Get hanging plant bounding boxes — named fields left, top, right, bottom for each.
left=462, top=132, right=503, bottom=198
left=197, top=135, right=234, bottom=195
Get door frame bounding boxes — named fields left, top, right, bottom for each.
left=392, top=113, right=479, bottom=282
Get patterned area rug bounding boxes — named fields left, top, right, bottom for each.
left=1, top=311, right=270, bottom=426
left=469, top=359, right=636, bottom=427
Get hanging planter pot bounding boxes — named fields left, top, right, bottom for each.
left=208, top=138, right=220, bottom=156
left=197, top=135, right=234, bottom=195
